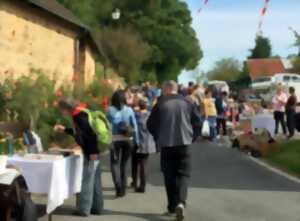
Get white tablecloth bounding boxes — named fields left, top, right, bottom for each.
left=7, top=155, right=83, bottom=214
left=251, top=114, right=275, bottom=138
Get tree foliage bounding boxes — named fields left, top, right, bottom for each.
left=290, top=58, right=300, bottom=74
left=290, top=29, right=300, bottom=57
left=57, top=0, right=202, bottom=83
left=94, top=26, right=151, bottom=83
left=207, top=58, right=242, bottom=82
left=289, top=30, right=300, bottom=74
left=248, top=35, right=272, bottom=59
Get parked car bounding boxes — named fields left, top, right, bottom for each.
left=251, top=73, right=300, bottom=104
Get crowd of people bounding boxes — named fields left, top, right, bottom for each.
left=53, top=80, right=234, bottom=220
left=53, top=80, right=298, bottom=221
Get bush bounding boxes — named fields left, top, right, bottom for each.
left=74, top=77, right=113, bottom=111
left=6, top=69, right=55, bottom=128
left=0, top=69, right=114, bottom=149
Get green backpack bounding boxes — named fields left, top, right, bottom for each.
left=81, top=109, right=112, bottom=153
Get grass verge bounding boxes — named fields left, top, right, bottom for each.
left=266, top=140, right=300, bottom=177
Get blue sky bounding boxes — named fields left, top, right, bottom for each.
left=179, top=0, right=300, bottom=84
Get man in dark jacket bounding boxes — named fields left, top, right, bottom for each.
left=54, top=98, right=103, bottom=217
left=147, top=81, right=201, bottom=221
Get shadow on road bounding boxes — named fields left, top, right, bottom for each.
left=52, top=206, right=171, bottom=221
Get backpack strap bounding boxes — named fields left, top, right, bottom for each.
left=80, top=109, right=94, bottom=128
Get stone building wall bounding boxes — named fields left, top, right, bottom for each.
left=0, top=1, right=96, bottom=87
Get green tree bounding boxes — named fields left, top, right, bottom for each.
left=290, top=29, right=300, bottom=57
left=125, top=0, right=202, bottom=81
left=207, top=58, right=242, bottom=82
left=289, top=29, right=300, bottom=74
left=94, top=26, right=151, bottom=83
left=232, top=63, right=252, bottom=89
left=289, top=58, right=300, bottom=74
left=57, top=0, right=202, bottom=83
left=248, top=35, right=272, bottom=59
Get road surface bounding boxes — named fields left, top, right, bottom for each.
left=42, top=141, right=300, bottom=221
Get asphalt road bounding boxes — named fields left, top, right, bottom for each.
left=43, top=141, right=300, bottom=221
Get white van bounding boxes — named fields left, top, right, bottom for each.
left=207, top=80, right=230, bottom=94
left=252, top=73, right=300, bottom=103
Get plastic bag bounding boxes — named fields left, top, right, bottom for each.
left=202, top=120, right=210, bottom=137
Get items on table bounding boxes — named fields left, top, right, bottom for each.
left=0, top=133, right=24, bottom=156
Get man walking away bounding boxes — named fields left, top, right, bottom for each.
left=286, top=87, right=297, bottom=139
left=147, top=81, right=202, bottom=221
left=272, top=85, right=288, bottom=135
left=54, top=98, right=103, bottom=217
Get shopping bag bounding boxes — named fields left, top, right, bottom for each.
left=202, top=120, right=210, bottom=137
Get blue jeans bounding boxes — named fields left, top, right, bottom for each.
left=78, top=157, right=104, bottom=216
left=110, top=141, right=132, bottom=196
left=207, top=116, right=217, bottom=140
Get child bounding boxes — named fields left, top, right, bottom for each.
left=132, top=98, right=156, bottom=193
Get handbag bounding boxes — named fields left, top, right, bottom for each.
left=202, top=120, right=210, bottom=137
left=117, top=121, right=134, bottom=137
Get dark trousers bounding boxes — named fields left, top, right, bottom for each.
left=286, top=110, right=296, bottom=137
left=132, top=152, right=149, bottom=190
left=216, top=118, right=227, bottom=135
left=110, top=141, right=132, bottom=195
left=274, top=111, right=287, bottom=135
left=161, top=146, right=191, bottom=213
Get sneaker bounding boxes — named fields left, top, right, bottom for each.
left=175, top=204, right=185, bottom=221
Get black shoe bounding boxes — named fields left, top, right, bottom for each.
left=135, top=187, right=145, bottom=193
left=116, top=190, right=126, bottom=198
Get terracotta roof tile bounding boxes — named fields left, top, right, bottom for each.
left=246, top=59, right=286, bottom=81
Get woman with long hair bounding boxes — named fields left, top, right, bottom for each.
left=107, top=90, right=139, bottom=197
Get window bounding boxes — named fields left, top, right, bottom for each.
left=283, top=76, right=290, bottom=82
left=292, top=76, right=300, bottom=82
left=253, top=77, right=271, bottom=83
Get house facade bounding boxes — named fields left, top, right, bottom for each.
left=0, top=0, right=99, bottom=87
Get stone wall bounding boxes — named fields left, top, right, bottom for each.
left=84, top=45, right=96, bottom=85
left=0, top=1, right=96, bottom=87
